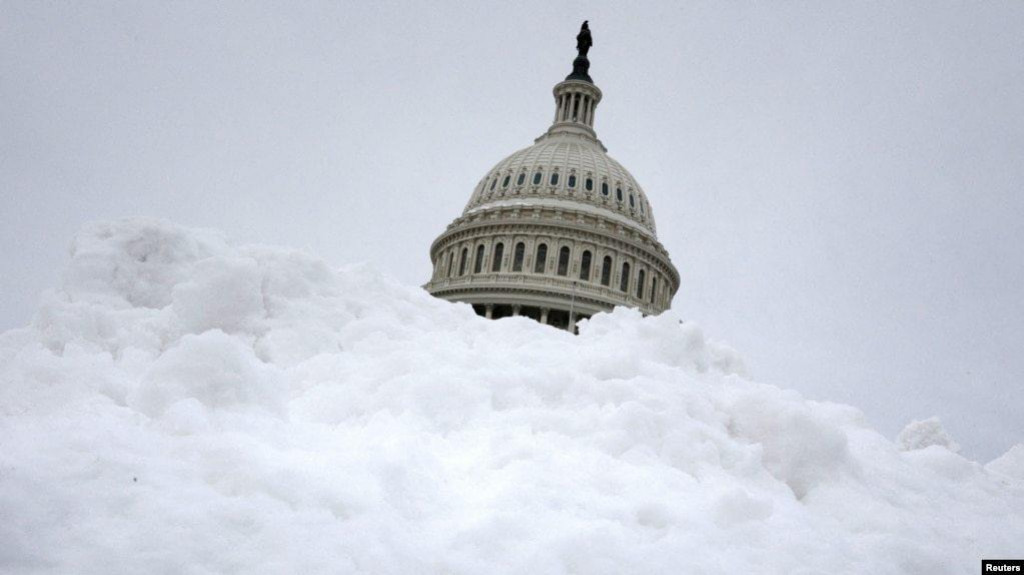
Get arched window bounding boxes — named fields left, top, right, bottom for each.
left=447, top=250, right=455, bottom=277
left=489, top=178, right=497, bottom=191
left=502, top=175, right=510, bottom=188
left=650, top=277, right=658, bottom=303
left=491, top=242, right=504, bottom=272
left=616, top=187, right=623, bottom=202
left=629, top=194, right=635, bottom=208
left=620, top=262, right=631, bottom=292
left=557, top=246, right=570, bottom=276
left=585, top=177, right=593, bottom=191
left=579, top=250, right=592, bottom=281
left=459, top=248, right=468, bottom=276
left=517, top=173, right=525, bottom=186
left=512, top=242, right=525, bottom=272
left=601, top=256, right=612, bottom=286
left=636, top=269, right=646, bottom=298
left=550, top=172, right=559, bottom=186
left=533, top=172, right=542, bottom=185
left=534, top=243, right=547, bottom=273
left=568, top=175, right=577, bottom=188
left=601, top=182, right=609, bottom=196
left=473, top=245, right=485, bottom=274
left=639, top=201, right=645, bottom=215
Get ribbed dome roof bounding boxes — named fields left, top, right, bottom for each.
left=464, top=133, right=658, bottom=236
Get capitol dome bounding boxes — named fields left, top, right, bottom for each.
left=464, top=138, right=658, bottom=235
left=426, top=22, right=679, bottom=330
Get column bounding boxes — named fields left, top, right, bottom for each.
left=485, top=304, right=494, bottom=319
left=540, top=308, right=549, bottom=325
left=512, top=305, right=521, bottom=317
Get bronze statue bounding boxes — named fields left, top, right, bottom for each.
left=576, top=21, right=592, bottom=59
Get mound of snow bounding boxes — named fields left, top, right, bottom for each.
left=897, top=416, right=961, bottom=453
left=987, top=444, right=1024, bottom=481
left=1, top=218, right=1021, bottom=574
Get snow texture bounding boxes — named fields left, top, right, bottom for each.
left=1, top=218, right=1021, bottom=574
left=987, top=444, right=1024, bottom=481
left=897, top=417, right=961, bottom=453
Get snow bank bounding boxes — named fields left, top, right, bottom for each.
left=1, top=218, right=1021, bottom=574
left=897, top=417, right=961, bottom=453
left=987, top=444, right=1024, bottom=481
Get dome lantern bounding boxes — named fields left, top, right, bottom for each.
left=545, top=21, right=602, bottom=141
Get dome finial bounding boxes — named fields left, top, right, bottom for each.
left=566, top=21, right=593, bottom=83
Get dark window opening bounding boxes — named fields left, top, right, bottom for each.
left=512, top=242, right=525, bottom=272
left=616, top=188, right=623, bottom=202
left=620, top=262, right=631, bottom=292
left=491, top=304, right=515, bottom=320
left=534, top=244, right=547, bottom=273
left=579, top=251, right=592, bottom=281
left=502, top=176, right=510, bottom=188
left=550, top=173, right=559, bottom=186
left=517, top=173, right=525, bottom=186
left=601, top=256, right=612, bottom=286
left=489, top=178, right=496, bottom=191
left=533, top=172, right=542, bottom=185
left=637, top=269, right=646, bottom=298
left=473, top=245, right=485, bottom=274
left=459, top=248, right=468, bottom=276
left=568, top=175, right=577, bottom=188
left=557, top=246, right=570, bottom=276
left=585, top=178, right=593, bottom=191
left=629, top=194, right=635, bottom=208
left=492, top=243, right=504, bottom=272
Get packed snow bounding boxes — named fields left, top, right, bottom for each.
left=1, top=218, right=1021, bottom=574
left=897, top=417, right=961, bottom=453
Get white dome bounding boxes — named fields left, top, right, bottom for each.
left=426, top=28, right=678, bottom=329
left=465, top=133, right=658, bottom=235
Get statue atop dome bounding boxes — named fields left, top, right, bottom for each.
left=566, top=20, right=594, bottom=83
left=576, top=21, right=592, bottom=59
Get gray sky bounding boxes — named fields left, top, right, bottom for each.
left=2, top=1, right=1022, bottom=460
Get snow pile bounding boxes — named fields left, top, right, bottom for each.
left=987, top=444, right=1024, bottom=481
left=1, top=218, right=1021, bottom=574
left=897, top=417, right=961, bottom=453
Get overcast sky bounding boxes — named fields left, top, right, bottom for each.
left=2, top=1, right=1021, bottom=460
